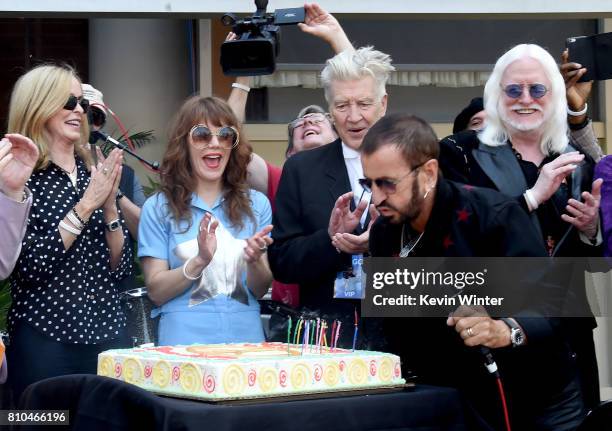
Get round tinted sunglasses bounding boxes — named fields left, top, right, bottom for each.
left=63, top=94, right=90, bottom=112
left=189, top=125, right=240, bottom=150
left=502, top=83, right=548, bottom=99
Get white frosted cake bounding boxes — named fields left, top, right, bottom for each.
left=97, top=342, right=405, bottom=400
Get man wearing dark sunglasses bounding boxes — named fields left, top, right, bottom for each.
left=365, top=113, right=586, bottom=430
left=439, top=44, right=601, bottom=415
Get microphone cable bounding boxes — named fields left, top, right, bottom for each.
left=480, top=346, right=512, bottom=431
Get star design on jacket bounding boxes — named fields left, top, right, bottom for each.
left=456, top=208, right=471, bottom=222
left=443, top=234, right=454, bottom=249
left=174, top=216, right=249, bottom=306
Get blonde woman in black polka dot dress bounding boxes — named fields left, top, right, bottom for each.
left=6, top=64, right=133, bottom=400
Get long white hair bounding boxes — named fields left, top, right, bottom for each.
left=479, top=44, right=568, bottom=155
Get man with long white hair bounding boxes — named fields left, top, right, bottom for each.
left=439, top=43, right=601, bottom=413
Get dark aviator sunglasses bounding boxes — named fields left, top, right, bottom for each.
left=63, top=94, right=90, bottom=112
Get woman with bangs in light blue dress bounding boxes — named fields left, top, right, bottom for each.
left=138, top=96, right=273, bottom=345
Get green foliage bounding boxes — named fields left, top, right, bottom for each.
left=142, top=175, right=162, bottom=198
left=0, top=279, right=11, bottom=332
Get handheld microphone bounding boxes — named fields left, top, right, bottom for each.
left=93, top=130, right=160, bottom=171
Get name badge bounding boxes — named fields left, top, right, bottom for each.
left=333, top=254, right=365, bottom=299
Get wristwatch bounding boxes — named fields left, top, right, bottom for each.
left=105, top=218, right=121, bottom=232
left=500, top=318, right=525, bottom=347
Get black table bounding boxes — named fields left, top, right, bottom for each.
left=19, top=374, right=484, bottom=431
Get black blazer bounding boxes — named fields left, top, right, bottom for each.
left=268, top=139, right=356, bottom=313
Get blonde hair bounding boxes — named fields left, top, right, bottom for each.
left=8, top=64, right=91, bottom=170
left=320, top=46, right=395, bottom=104
left=479, top=44, right=569, bottom=155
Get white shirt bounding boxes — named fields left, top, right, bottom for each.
left=342, top=142, right=371, bottom=228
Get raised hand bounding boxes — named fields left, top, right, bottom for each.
left=0, top=134, right=39, bottom=200
left=561, top=178, right=602, bottom=239
left=561, top=49, right=592, bottom=112
left=530, top=152, right=584, bottom=206
left=102, top=150, right=123, bottom=211
left=297, top=3, right=352, bottom=53
left=244, top=224, right=274, bottom=263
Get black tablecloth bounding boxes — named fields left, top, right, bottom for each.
left=19, top=374, right=485, bottom=431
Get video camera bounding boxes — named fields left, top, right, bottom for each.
left=220, top=0, right=305, bottom=76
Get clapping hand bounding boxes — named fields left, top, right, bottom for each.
left=328, top=191, right=368, bottom=241
left=530, top=152, right=584, bottom=206
left=244, top=225, right=274, bottom=263
left=81, top=148, right=123, bottom=211
left=332, top=204, right=379, bottom=254
left=561, top=178, right=602, bottom=239
left=0, top=134, right=39, bottom=200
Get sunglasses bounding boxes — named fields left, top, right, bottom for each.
left=189, top=125, right=240, bottom=150
left=502, top=83, right=548, bottom=99
left=359, top=162, right=426, bottom=195
left=289, top=113, right=329, bottom=130
left=63, top=94, right=90, bottom=112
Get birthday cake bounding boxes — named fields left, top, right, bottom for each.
left=97, top=342, right=405, bottom=400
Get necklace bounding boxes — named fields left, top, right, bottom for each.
left=399, top=224, right=424, bottom=257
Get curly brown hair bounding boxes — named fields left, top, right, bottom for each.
left=160, top=96, right=255, bottom=232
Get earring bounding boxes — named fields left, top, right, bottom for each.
left=423, top=186, right=433, bottom=199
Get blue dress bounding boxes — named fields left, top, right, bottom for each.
left=138, top=190, right=271, bottom=345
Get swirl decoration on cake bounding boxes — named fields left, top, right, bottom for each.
left=379, top=358, right=393, bottom=383
left=98, top=356, right=114, bottom=377
left=394, top=362, right=401, bottom=378
left=179, top=363, right=202, bottom=393
left=248, top=369, right=257, bottom=387
left=347, top=359, right=368, bottom=385
left=222, top=365, right=247, bottom=396
left=115, top=363, right=122, bottom=378
left=204, top=374, right=216, bottom=393
left=279, top=369, right=288, bottom=387
left=123, top=358, right=144, bottom=384
left=152, top=361, right=172, bottom=388
left=290, top=363, right=312, bottom=389
left=313, top=364, right=323, bottom=382
left=323, top=362, right=340, bottom=386
left=172, top=366, right=180, bottom=381
left=369, top=360, right=377, bottom=377
left=258, top=367, right=278, bottom=393
left=144, top=364, right=153, bottom=379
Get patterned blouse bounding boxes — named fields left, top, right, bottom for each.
left=8, top=156, right=132, bottom=344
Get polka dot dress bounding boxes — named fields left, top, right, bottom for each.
left=8, top=156, right=132, bottom=344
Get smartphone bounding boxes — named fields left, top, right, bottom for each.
left=566, top=31, right=612, bottom=82
left=274, top=7, right=305, bottom=25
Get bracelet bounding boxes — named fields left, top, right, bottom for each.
left=231, top=82, right=251, bottom=93
left=66, top=211, right=85, bottom=231
left=72, top=207, right=88, bottom=225
left=182, top=256, right=204, bottom=280
left=567, top=103, right=588, bottom=117
left=524, top=189, right=539, bottom=211
left=59, top=220, right=82, bottom=236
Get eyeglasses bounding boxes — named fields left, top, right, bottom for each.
left=359, top=162, right=426, bottom=195
left=189, top=125, right=240, bottom=149
left=502, top=83, right=548, bottom=99
left=63, top=94, right=90, bottom=112
left=289, top=113, right=329, bottom=130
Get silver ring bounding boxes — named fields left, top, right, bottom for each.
left=102, top=167, right=109, bottom=175
left=466, top=327, right=474, bottom=337
left=258, top=245, right=268, bottom=252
